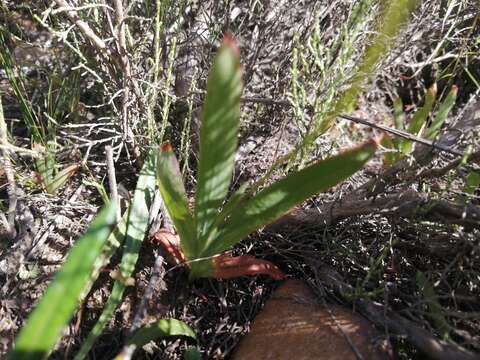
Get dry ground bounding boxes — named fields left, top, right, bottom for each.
left=0, top=1, right=479, bottom=359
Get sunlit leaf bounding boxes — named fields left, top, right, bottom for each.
left=127, top=319, right=196, bottom=346
left=8, top=203, right=118, bottom=360
left=44, top=163, right=80, bottom=194
left=464, top=170, right=480, bottom=195
left=75, top=152, right=157, bottom=360
left=194, top=35, right=242, bottom=250
left=206, top=140, right=378, bottom=256
left=407, top=84, right=437, bottom=135
left=114, top=319, right=196, bottom=360
left=393, top=97, right=405, bottom=131
left=32, top=143, right=80, bottom=194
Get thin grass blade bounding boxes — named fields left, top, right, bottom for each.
left=0, top=29, right=43, bottom=142
left=393, top=97, right=405, bottom=131
left=206, top=140, right=378, bottom=256
left=75, top=151, right=157, bottom=359
left=7, top=203, right=117, bottom=360
left=194, top=35, right=242, bottom=248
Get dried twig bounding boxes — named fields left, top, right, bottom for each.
left=0, top=96, right=17, bottom=239
left=53, top=0, right=112, bottom=57
left=128, top=255, right=166, bottom=337
left=269, top=190, right=480, bottom=231
left=238, top=96, right=465, bottom=157
left=105, top=145, right=120, bottom=218
left=338, top=114, right=464, bottom=156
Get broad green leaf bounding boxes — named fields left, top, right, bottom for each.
left=126, top=319, right=196, bottom=347
left=113, top=319, right=196, bottom=360
left=32, top=143, right=80, bottom=194
left=464, top=171, right=480, bottom=195
left=75, top=151, right=157, bottom=360
left=157, top=143, right=196, bottom=259
left=119, top=151, right=157, bottom=277
left=205, top=140, right=377, bottom=256
left=34, top=152, right=55, bottom=186
left=407, top=84, right=437, bottom=136
left=214, top=183, right=249, bottom=227
left=194, top=183, right=249, bottom=259
left=194, top=36, right=242, bottom=248
left=416, top=271, right=450, bottom=340
left=425, top=85, right=457, bottom=140
left=8, top=203, right=118, bottom=360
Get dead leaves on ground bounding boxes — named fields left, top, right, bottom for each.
left=153, top=229, right=285, bottom=280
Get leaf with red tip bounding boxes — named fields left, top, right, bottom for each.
left=194, top=35, right=242, bottom=253
left=157, top=143, right=196, bottom=259
left=212, top=254, right=285, bottom=280
left=206, top=139, right=378, bottom=256
left=153, top=229, right=185, bottom=264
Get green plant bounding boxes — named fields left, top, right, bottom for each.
left=74, top=151, right=158, bottom=359
left=155, top=35, right=378, bottom=279
left=416, top=271, right=450, bottom=340
left=113, top=319, right=196, bottom=360
left=7, top=203, right=119, bottom=360
left=382, top=84, right=458, bottom=165
left=32, top=142, right=80, bottom=194
left=464, top=170, right=480, bottom=196
left=8, top=151, right=195, bottom=359
left=0, top=27, right=81, bottom=194
left=290, top=0, right=419, bottom=165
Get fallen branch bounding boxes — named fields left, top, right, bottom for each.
left=268, top=190, right=480, bottom=231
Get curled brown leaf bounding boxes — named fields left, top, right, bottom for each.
left=212, top=254, right=285, bottom=280
left=153, top=229, right=185, bottom=264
